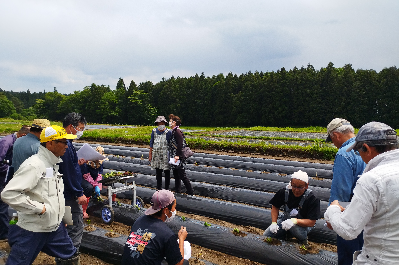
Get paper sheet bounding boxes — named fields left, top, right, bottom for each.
left=169, top=157, right=180, bottom=166
left=76, top=143, right=106, bottom=161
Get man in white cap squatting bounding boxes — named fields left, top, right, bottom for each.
left=263, top=170, right=320, bottom=244
left=326, top=118, right=366, bottom=265
left=325, top=122, right=399, bottom=264
left=1, top=125, right=80, bottom=265
left=121, top=189, right=189, bottom=265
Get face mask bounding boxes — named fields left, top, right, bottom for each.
left=75, top=130, right=84, bottom=139
left=169, top=121, right=173, bottom=127
left=158, top=125, right=166, bottom=131
left=165, top=210, right=176, bottom=222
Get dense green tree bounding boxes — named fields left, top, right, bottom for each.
left=0, top=93, right=16, bottom=118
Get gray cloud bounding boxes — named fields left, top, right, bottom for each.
left=0, top=0, right=398, bottom=93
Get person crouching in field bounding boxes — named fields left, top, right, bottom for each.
left=80, top=146, right=106, bottom=219
left=149, top=116, right=172, bottom=190
left=121, top=189, right=188, bottom=265
left=263, top=170, right=321, bottom=245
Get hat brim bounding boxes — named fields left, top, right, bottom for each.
left=62, top=134, right=78, bottom=140
left=346, top=141, right=357, bottom=152
left=145, top=207, right=161, bottom=215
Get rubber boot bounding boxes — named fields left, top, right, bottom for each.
left=55, top=252, right=81, bottom=265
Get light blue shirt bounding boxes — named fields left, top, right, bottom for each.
left=329, top=137, right=366, bottom=204
left=12, top=133, right=40, bottom=172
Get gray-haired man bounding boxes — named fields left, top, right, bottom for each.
left=326, top=118, right=365, bottom=265
left=325, top=121, right=399, bottom=264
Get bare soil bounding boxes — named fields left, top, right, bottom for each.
left=0, top=141, right=336, bottom=265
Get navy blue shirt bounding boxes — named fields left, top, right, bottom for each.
left=59, top=140, right=83, bottom=200
left=121, top=215, right=182, bottom=265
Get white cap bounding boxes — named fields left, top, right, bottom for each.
left=291, top=170, right=309, bottom=184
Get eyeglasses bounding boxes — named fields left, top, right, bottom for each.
left=55, top=140, right=68, bottom=146
left=291, top=185, right=306, bottom=190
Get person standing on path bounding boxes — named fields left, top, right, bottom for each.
left=12, top=119, right=50, bottom=173
left=149, top=116, right=172, bottom=190
left=326, top=118, right=365, bottom=265
left=168, top=114, right=193, bottom=195
left=1, top=125, right=79, bottom=265
left=0, top=125, right=30, bottom=241
left=59, top=113, right=87, bottom=252
left=325, top=121, right=399, bottom=264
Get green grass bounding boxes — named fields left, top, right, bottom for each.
left=1, top=120, right=376, bottom=160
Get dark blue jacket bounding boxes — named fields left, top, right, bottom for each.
left=59, top=140, right=83, bottom=200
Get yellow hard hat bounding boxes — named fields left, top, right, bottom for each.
left=40, top=125, right=77, bottom=143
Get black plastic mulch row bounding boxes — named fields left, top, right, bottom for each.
left=102, top=170, right=329, bottom=214
left=73, top=143, right=333, bottom=171
left=99, top=187, right=336, bottom=246
left=88, top=200, right=337, bottom=264
left=102, top=161, right=331, bottom=202
left=107, top=155, right=332, bottom=189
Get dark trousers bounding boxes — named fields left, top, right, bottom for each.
left=337, top=232, right=364, bottom=265
left=7, top=222, right=76, bottom=265
left=65, top=199, right=83, bottom=250
left=156, top=169, right=170, bottom=190
left=172, top=168, right=193, bottom=195
left=0, top=182, right=9, bottom=240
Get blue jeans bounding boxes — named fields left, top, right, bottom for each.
left=264, top=216, right=313, bottom=243
left=337, top=232, right=363, bottom=265
left=7, top=222, right=76, bottom=265
left=0, top=183, right=9, bottom=240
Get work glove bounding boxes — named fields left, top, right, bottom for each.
left=94, top=186, right=101, bottom=197
left=264, top=222, right=279, bottom=235
left=281, top=218, right=297, bottom=231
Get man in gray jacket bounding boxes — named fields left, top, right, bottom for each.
left=325, top=122, right=399, bottom=264
left=1, top=125, right=80, bottom=265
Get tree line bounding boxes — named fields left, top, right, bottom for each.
left=1, top=62, right=398, bottom=129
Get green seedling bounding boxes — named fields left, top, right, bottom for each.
left=181, top=216, right=186, bottom=221
left=204, top=222, right=211, bottom=227
left=117, top=201, right=121, bottom=206
left=265, top=237, right=272, bottom=243
left=300, top=244, right=307, bottom=251
left=233, top=228, right=240, bottom=233
left=135, top=205, right=141, bottom=211
left=87, top=219, right=91, bottom=225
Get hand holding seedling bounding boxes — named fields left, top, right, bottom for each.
left=178, top=226, right=187, bottom=241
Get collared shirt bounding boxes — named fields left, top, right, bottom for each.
left=12, top=133, right=40, bottom=172
left=329, top=137, right=366, bottom=204
left=325, top=149, right=399, bottom=264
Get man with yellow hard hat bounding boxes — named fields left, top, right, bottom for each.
left=1, top=125, right=81, bottom=265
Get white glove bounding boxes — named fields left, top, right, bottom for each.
left=281, top=218, right=297, bottom=231
left=267, top=222, right=279, bottom=234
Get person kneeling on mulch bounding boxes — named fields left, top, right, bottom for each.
left=263, top=170, right=320, bottom=245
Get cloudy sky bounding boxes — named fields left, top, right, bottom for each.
left=1, top=1, right=398, bottom=94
